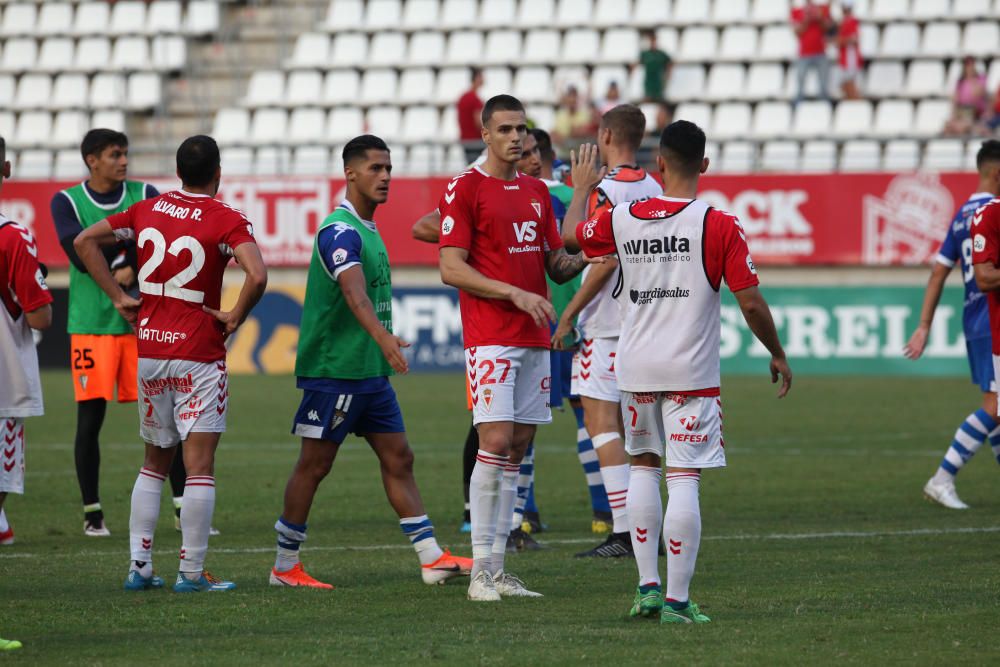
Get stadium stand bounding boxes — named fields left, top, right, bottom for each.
left=0, top=0, right=998, bottom=177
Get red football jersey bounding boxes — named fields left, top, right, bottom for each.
left=106, top=190, right=256, bottom=362
left=970, top=198, right=1000, bottom=354
left=438, top=166, right=563, bottom=348
left=0, top=217, right=53, bottom=320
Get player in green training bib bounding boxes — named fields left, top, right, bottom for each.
left=269, top=135, right=473, bottom=590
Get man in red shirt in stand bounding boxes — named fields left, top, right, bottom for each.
left=837, top=0, right=863, bottom=100
left=457, top=68, right=485, bottom=165
left=791, top=0, right=833, bottom=104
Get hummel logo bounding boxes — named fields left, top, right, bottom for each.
left=307, top=410, right=319, bottom=422
left=444, top=192, right=455, bottom=204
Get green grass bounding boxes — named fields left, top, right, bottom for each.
left=3, top=372, right=1000, bottom=665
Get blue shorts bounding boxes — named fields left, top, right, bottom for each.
left=966, top=336, right=995, bottom=393
left=549, top=349, right=576, bottom=408
left=291, top=386, right=405, bottom=443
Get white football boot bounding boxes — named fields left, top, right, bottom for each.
left=467, top=570, right=501, bottom=602
left=493, top=571, right=543, bottom=598
left=923, top=477, right=970, bottom=509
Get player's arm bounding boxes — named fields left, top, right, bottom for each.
left=25, top=303, right=52, bottom=330
left=338, top=265, right=409, bottom=374
left=973, top=262, right=1000, bottom=292
left=203, top=242, right=268, bottom=337
left=733, top=286, right=791, bottom=398
left=544, top=246, right=590, bottom=284
left=904, top=261, right=952, bottom=360
left=7, top=227, right=54, bottom=330
left=73, top=219, right=141, bottom=325
left=562, top=144, right=607, bottom=252
left=551, top=258, right=618, bottom=350
left=411, top=210, right=440, bottom=244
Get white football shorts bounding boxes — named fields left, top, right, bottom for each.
left=621, top=391, right=726, bottom=469
left=0, top=418, right=25, bottom=494
left=571, top=336, right=620, bottom=403
left=138, top=358, right=229, bottom=447
left=466, top=345, right=552, bottom=426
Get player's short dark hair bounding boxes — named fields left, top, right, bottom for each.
left=482, top=94, right=525, bottom=127
left=600, top=104, right=646, bottom=151
left=976, top=140, right=1000, bottom=170
left=659, top=120, right=706, bottom=177
left=530, top=128, right=555, bottom=165
left=80, top=128, right=128, bottom=163
left=342, top=134, right=390, bottom=166
left=176, top=135, right=220, bottom=187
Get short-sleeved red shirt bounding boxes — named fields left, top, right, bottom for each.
left=105, top=190, right=257, bottom=362
left=439, top=166, right=563, bottom=348
left=0, top=218, right=53, bottom=319
left=791, top=4, right=830, bottom=57
left=456, top=90, right=483, bottom=141
left=970, top=198, right=1000, bottom=353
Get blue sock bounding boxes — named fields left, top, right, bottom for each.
left=400, top=515, right=444, bottom=565
left=574, top=404, right=610, bottom=514
left=938, top=409, right=995, bottom=478
left=513, top=443, right=535, bottom=526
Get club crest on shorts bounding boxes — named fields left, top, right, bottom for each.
left=79, top=374, right=88, bottom=390
left=331, top=409, right=347, bottom=430
left=482, top=388, right=493, bottom=410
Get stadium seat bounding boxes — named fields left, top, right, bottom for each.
left=151, top=36, right=187, bottom=71
left=439, top=0, right=479, bottom=29
left=920, top=22, right=961, bottom=58
left=367, top=106, right=402, bottom=141
left=913, top=99, right=951, bottom=137
left=758, top=25, right=797, bottom=60
left=401, top=106, right=441, bottom=142
left=184, top=1, right=220, bottom=36
left=70, top=37, right=110, bottom=73
left=368, top=31, right=407, bottom=67
left=407, top=144, right=445, bottom=175
left=865, top=61, right=905, bottom=98
left=288, top=107, right=326, bottom=144
left=718, top=141, right=755, bottom=173
left=365, top=0, right=402, bottom=29
left=952, top=0, right=992, bottom=18
left=325, top=0, right=364, bottom=32
left=840, top=140, right=881, bottom=172
left=525, top=104, right=555, bottom=132
left=398, top=68, right=435, bottom=104
left=712, top=0, right=751, bottom=25
left=222, top=147, right=254, bottom=175
left=52, top=111, right=90, bottom=148
left=212, top=108, right=251, bottom=146
left=904, top=60, right=945, bottom=97
left=112, top=37, right=152, bottom=71
left=359, top=69, right=398, bottom=105
left=751, top=101, right=793, bottom=138
left=554, top=66, right=589, bottom=94
left=633, top=0, right=671, bottom=25
left=750, top=0, right=790, bottom=24
left=963, top=22, right=999, bottom=57
left=760, top=140, right=800, bottom=172
left=73, top=2, right=110, bottom=36
left=330, top=33, right=369, bottom=67
left=591, top=66, right=629, bottom=100
left=594, top=0, right=629, bottom=26
left=445, top=31, right=484, bottom=66
left=484, top=30, right=523, bottom=66
left=323, top=69, right=361, bottom=105
left=859, top=23, right=880, bottom=57
left=712, top=103, right=751, bottom=141
left=481, top=66, right=513, bottom=99
left=745, top=63, right=786, bottom=100
left=513, top=67, right=553, bottom=103
left=911, top=0, right=950, bottom=19
left=54, top=149, right=86, bottom=179
left=0, top=113, right=13, bottom=146
left=89, top=74, right=127, bottom=109
left=127, top=73, right=161, bottom=110
left=666, top=65, right=705, bottom=102
left=523, top=30, right=561, bottom=65
left=0, top=38, right=37, bottom=73
left=251, top=109, right=289, bottom=146
left=832, top=100, right=874, bottom=138
left=440, top=105, right=459, bottom=141
left=923, top=139, right=965, bottom=170
left=14, top=112, right=52, bottom=148
left=291, top=146, right=330, bottom=175
left=289, top=33, right=331, bottom=68
left=0, top=4, right=35, bottom=37
left=481, top=0, right=517, bottom=25
left=16, top=150, right=53, bottom=179
left=146, top=2, right=183, bottom=35
left=435, top=67, right=471, bottom=105
left=407, top=31, right=446, bottom=67
left=37, top=38, right=76, bottom=74
left=555, top=0, right=593, bottom=27
left=678, top=27, right=718, bottom=62
left=401, top=0, right=441, bottom=30
left=654, top=27, right=679, bottom=55
left=791, top=100, right=833, bottom=138
left=706, top=64, right=746, bottom=102
left=13, top=75, right=52, bottom=112
left=518, top=0, right=555, bottom=27
left=870, top=0, right=909, bottom=20
left=92, top=109, right=125, bottom=132
left=719, top=26, right=758, bottom=62
left=36, top=3, right=74, bottom=37
left=872, top=99, right=914, bottom=137
left=965, top=139, right=983, bottom=169
left=600, top=28, right=639, bottom=65
left=286, top=71, right=323, bottom=107
left=255, top=146, right=292, bottom=175
left=327, top=107, right=364, bottom=142
left=110, top=2, right=146, bottom=36
left=673, top=103, right=713, bottom=133
left=0, top=75, right=12, bottom=108
left=882, top=139, right=920, bottom=170
left=673, top=0, right=710, bottom=24
left=561, top=29, right=601, bottom=65
left=879, top=22, right=920, bottom=58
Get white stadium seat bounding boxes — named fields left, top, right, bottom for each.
left=879, top=23, right=920, bottom=58
left=859, top=23, right=880, bottom=57
left=561, top=29, right=601, bottom=65
left=591, top=66, right=629, bottom=100
left=326, top=0, right=364, bottom=32
left=245, top=71, right=286, bottom=108
left=883, top=139, right=921, bottom=170
left=445, top=31, right=483, bottom=66
left=368, top=31, right=407, bottom=67
left=872, top=99, right=914, bottom=137
left=840, top=140, right=881, bottom=172
left=555, top=0, right=592, bottom=27
left=323, top=69, right=360, bottom=105
left=791, top=101, right=833, bottom=138
left=923, top=139, right=965, bottom=170
left=920, top=22, right=961, bottom=58
left=128, top=73, right=161, bottom=110
left=92, top=110, right=125, bottom=133
left=292, top=146, right=330, bottom=175
left=705, top=65, right=745, bottom=102
left=439, top=106, right=459, bottom=141
left=365, top=0, right=402, bottom=29
left=14, top=75, right=53, bottom=111
left=481, top=66, right=512, bottom=99
left=407, top=31, right=446, bottom=67
left=913, top=99, right=952, bottom=137
left=963, top=22, right=1000, bottom=57
left=250, top=108, right=288, bottom=146
left=401, top=106, right=441, bottom=142
left=72, top=37, right=111, bottom=73
left=147, top=1, right=183, bottom=35
left=673, top=103, right=713, bottom=134
left=911, top=0, right=950, bottom=20
left=952, top=0, right=992, bottom=18
left=666, top=65, right=705, bottom=102
left=594, top=0, right=630, bottom=26
left=212, top=108, right=251, bottom=146
left=402, top=0, right=441, bottom=30
left=52, top=111, right=90, bottom=148
left=0, top=4, right=36, bottom=37
left=526, top=104, right=555, bottom=132
left=435, top=67, right=471, bottom=105
left=678, top=27, right=718, bottom=62
left=151, top=36, right=186, bottom=71
left=745, top=64, right=786, bottom=100
left=0, top=112, right=14, bottom=144
left=865, top=61, right=905, bottom=98
left=1, top=38, right=38, bottom=73
left=673, top=0, right=710, bottom=24
left=286, top=71, right=323, bottom=107
left=718, top=141, right=755, bottom=173
left=330, top=33, right=369, bottom=67
left=832, top=100, right=874, bottom=139
left=36, top=3, right=73, bottom=37
left=0, top=76, right=12, bottom=107
left=37, top=39, right=76, bottom=73
left=73, top=2, right=111, bottom=36
left=711, top=103, right=751, bottom=141
left=481, top=0, right=517, bottom=25
left=719, top=26, right=758, bottom=62
left=112, top=37, right=151, bottom=71
left=288, top=108, right=327, bottom=144
left=751, top=101, right=793, bottom=138
left=522, top=30, right=561, bottom=65
left=184, top=1, right=220, bottom=35
left=398, top=68, right=435, bottom=104
left=870, top=0, right=909, bottom=20
left=255, top=147, right=292, bottom=175
left=600, top=28, right=639, bottom=65
left=16, top=150, right=54, bottom=180
left=222, top=147, right=254, bottom=175
left=484, top=30, right=523, bottom=66
left=440, top=0, right=479, bottom=29
left=407, top=144, right=445, bottom=176
left=634, top=0, right=671, bottom=25
left=89, top=74, right=127, bottom=109
left=513, top=67, right=553, bottom=103
left=290, top=33, right=331, bottom=68
left=554, top=66, right=589, bottom=95
left=55, top=149, right=86, bottom=179
left=750, top=0, right=790, bottom=24
left=904, top=60, right=945, bottom=97
left=359, top=69, right=398, bottom=105
left=366, top=106, right=402, bottom=141
left=110, top=2, right=147, bottom=36
left=655, top=27, right=679, bottom=56
left=712, top=0, right=751, bottom=25
left=758, top=25, right=797, bottom=60
left=760, top=140, right=800, bottom=172
left=518, top=0, right=555, bottom=27
left=14, top=112, right=52, bottom=148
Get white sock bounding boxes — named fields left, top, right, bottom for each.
left=179, top=475, right=215, bottom=576
left=274, top=517, right=307, bottom=572
left=664, top=472, right=702, bottom=604
left=469, top=450, right=506, bottom=577
left=627, top=465, right=663, bottom=586
left=129, top=467, right=165, bottom=571
left=400, top=515, right=444, bottom=566
left=490, top=463, right=520, bottom=576
left=600, top=462, right=630, bottom=534
left=0, top=508, right=8, bottom=533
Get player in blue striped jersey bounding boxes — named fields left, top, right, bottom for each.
left=905, top=140, right=1000, bottom=509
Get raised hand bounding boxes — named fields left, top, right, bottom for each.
left=570, top=143, right=607, bottom=194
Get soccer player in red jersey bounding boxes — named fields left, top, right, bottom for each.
left=438, top=95, right=594, bottom=601
left=75, top=136, right=267, bottom=592
left=971, top=197, right=1000, bottom=401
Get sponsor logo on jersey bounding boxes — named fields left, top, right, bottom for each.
left=503, top=185, right=520, bottom=191
left=141, top=373, right=195, bottom=396
left=540, top=376, right=551, bottom=392
left=509, top=220, right=541, bottom=254
left=670, top=432, right=709, bottom=443
left=621, top=236, right=692, bottom=264
left=974, top=234, right=986, bottom=252
left=582, top=218, right=598, bottom=239
left=629, top=287, right=691, bottom=305
left=665, top=393, right=689, bottom=406
left=679, top=415, right=700, bottom=431
left=138, top=327, right=188, bottom=344
left=332, top=248, right=348, bottom=265
left=746, top=254, right=757, bottom=275
left=35, top=267, right=48, bottom=290
left=307, top=409, right=320, bottom=422
left=441, top=215, right=455, bottom=236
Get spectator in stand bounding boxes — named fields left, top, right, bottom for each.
left=791, top=0, right=833, bottom=104
left=552, top=86, right=598, bottom=146
left=986, top=83, right=1000, bottom=134
left=636, top=29, right=671, bottom=103
left=456, top=68, right=485, bottom=164
left=837, top=0, right=863, bottom=100
left=597, top=82, right=622, bottom=115
left=944, top=57, right=990, bottom=137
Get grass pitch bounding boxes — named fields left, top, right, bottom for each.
left=2, top=372, right=1000, bottom=665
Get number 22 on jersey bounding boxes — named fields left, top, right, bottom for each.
left=137, top=227, right=206, bottom=304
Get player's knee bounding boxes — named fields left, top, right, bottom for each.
left=632, top=453, right=661, bottom=468
left=386, top=445, right=415, bottom=475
